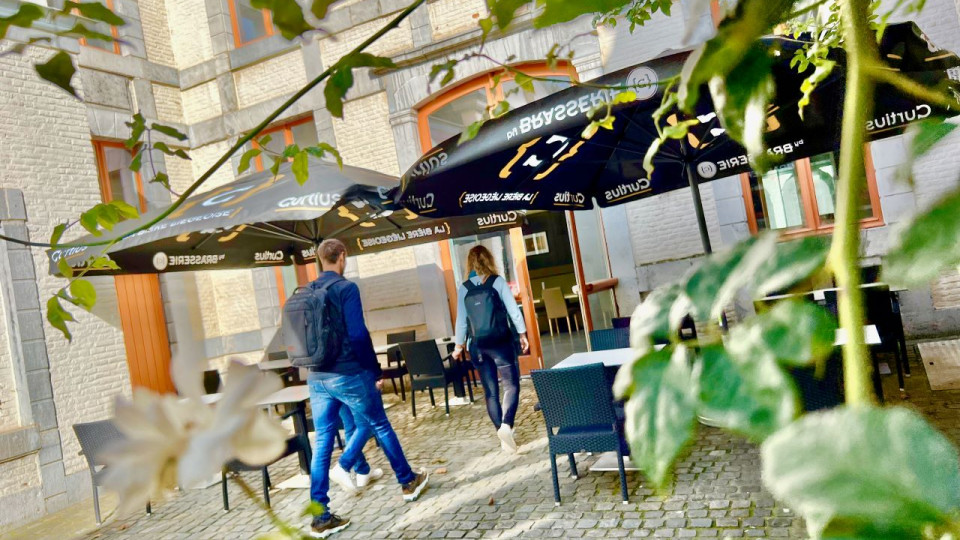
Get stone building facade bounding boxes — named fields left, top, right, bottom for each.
left=1, top=0, right=960, bottom=530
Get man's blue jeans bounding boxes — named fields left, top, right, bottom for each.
left=338, top=407, right=370, bottom=475
left=308, top=370, right=416, bottom=517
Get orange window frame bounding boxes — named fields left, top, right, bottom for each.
left=228, top=0, right=275, bottom=48
left=416, top=63, right=579, bottom=152
left=76, top=0, right=121, bottom=54
left=249, top=116, right=314, bottom=172
left=93, top=140, right=147, bottom=212
left=740, top=146, right=884, bottom=238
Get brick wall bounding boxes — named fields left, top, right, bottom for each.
left=165, top=0, right=214, bottom=69
left=152, top=83, right=183, bottom=124
left=933, top=270, right=960, bottom=309
left=0, top=454, right=43, bottom=527
left=0, top=271, right=15, bottom=432
left=0, top=48, right=130, bottom=480
left=234, top=51, right=308, bottom=110
left=319, top=17, right=414, bottom=67
left=188, top=140, right=237, bottom=191
left=182, top=81, right=223, bottom=124
left=355, top=249, right=423, bottom=310
left=138, top=0, right=177, bottom=67
left=164, top=154, right=194, bottom=194
left=624, top=185, right=722, bottom=267
left=332, top=92, right=400, bottom=175
left=428, top=0, right=487, bottom=41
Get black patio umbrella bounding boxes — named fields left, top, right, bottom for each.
left=48, top=159, right=524, bottom=276
left=396, top=22, right=959, bottom=253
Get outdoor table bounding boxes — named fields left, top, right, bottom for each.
left=203, top=384, right=312, bottom=478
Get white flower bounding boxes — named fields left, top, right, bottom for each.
left=100, top=357, right=288, bottom=515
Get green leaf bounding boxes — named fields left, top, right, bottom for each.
left=65, top=1, right=125, bottom=26
left=534, top=0, right=632, bottom=28
left=50, top=223, right=67, bottom=246
left=762, top=406, right=960, bottom=538
left=79, top=207, right=102, bottom=236
left=458, top=120, right=484, bottom=144
left=64, top=22, right=114, bottom=43
left=151, top=123, right=188, bottom=141
left=883, top=188, right=960, bottom=287
left=238, top=148, right=262, bottom=174
left=153, top=141, right=175, bottom=155
left=684, top=234, right=777, bottom=321
left=96, top=204, right=120, bottom=230
left=151, top=171, right=170, bottom=190
left=319, top=143, right=342, bottom=169
left=478, top=16, right=494, bottom=39
left=491, top=100, right=510, bottom=118
left=86, top=255, right=119, bottom=270
left=661, top=118, right=698, bottom=140
left=292, top=151, right=309, bottom=185
left=620, top=346, right=698, bottom=488
left=269, top=156, right=282, bottom=176
left=282, top=144, right=301, bottom=159
left=109, top=200, right=139, bottom=220
left=129, top=149, right=143, bottom=172
left=258, top=134, right=273, bottom=149
left=678, top=0, right=796, bottom=111
left=752, top=235, right=830, bottom=298
left=250, top=0, right=313, bottom=39
left=798, top=59, right=836, bottom=119
left=627, top=282, right=682, bottom=353
left=125, top=113, right=146, bottom=149
left=70, top=279, right=97, bottom=310
left=35, top=51, right=78, bottom=98
left=696, top=345, right=798, bottom=441
left=513, top=72, right=535, bottom=94
left=57, top=258, right=74, bottom=279
left=47, top=296, right=74, bottom=342
left=642, top=137, right=663, bottom=175
left=0, top=3, right=44, bottom=40
left=708, top=45, right=774, bottom=169
left=488, top=0, right=528, bottom=30
left=324, top=65, right=353, bottom=118
left=301, top=501, right=325, bottom=518
left=727, top=300, right=836, bottom=368
left=898, top=117, right=958, bottom=182
left=311, top=0, right=337, bottom=20
left=429, top=60, right=458, bottom=88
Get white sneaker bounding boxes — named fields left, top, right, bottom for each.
left=329, top=463, right=356, bottom=493
left=356, top=467, right=383, bottom=488
left=497, top=424, right=518, bottom=454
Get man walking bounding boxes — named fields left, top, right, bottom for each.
left=306, top=239, right=428, bottom=537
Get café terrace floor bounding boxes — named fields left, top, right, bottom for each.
left=5, top=342, right=959, bottom=540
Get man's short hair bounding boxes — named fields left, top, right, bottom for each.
left=318, top=239, right=346, bottom=265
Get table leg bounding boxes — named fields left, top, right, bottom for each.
left=292, top=402, right=311, bottom=474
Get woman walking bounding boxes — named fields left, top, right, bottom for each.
left=451, top=245, right=529, bottom=453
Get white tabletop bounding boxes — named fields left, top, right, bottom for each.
left=202, top=384, right=310, bottom=407
left=553, top=347, right=638, bottom=369
left=374, top=337, right=453, bottom=355
left=835, top=324, right=881, bottom=346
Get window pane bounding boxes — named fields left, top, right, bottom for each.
left=85, top=18, right=115, bottom=51
left=235, top=0, right=267, bottom=43
left=101, top=146, right=143, bottom=210
left=810, top=152, right=838, bottom=224
left=501, top=75, right=571, bottom=109
left=280, top=266, right=298, bottom=301
left=427, top=89, right=488, bottom=146
left=290, top=121, right=319, bottom=148
left=262, top=129, right=287, bottom=157
left=748, top=162, right=806, bottom=231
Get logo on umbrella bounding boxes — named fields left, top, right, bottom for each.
left=153, top=252, right=169, bottom=271
left=697, top=162, right=718, bottom=179
left=627, top=67, right=659, bottom=101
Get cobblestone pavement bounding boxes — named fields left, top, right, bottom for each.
left=6, top=342, right=958, bottom=540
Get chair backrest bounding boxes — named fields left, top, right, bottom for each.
left=590, top=328, right=630, bottom=351
left=531, top=364, right=616, bottom=430
left=203, top=369, right=222, bottom=395
left=398, top=340, right=445, bottom=377
left=387, top=330, right=417, bottom=345
left=542, top=287, right=567, bottom=318
left=386, top=344, right=403, bottom=365
left=612, top=317, right=631, bottom=329
left=73, top=420, right=124, bottom=471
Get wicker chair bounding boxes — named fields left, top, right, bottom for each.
left=531, top=364, right=630, bottom=505
left=73, top=420, right=152, bottom=525
left=589, top=327, right=630, bottom=351
left=398, top=340, right=473, bottom=417
left=381, top=345, right=408, bottom=401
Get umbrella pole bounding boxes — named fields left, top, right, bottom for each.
left=685, top=164, right=713, bottom=255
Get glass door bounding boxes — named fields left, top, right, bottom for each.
left=568, top=209, right=619, bottom=339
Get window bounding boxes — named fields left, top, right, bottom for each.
left=417, top=64, right=577, bottom=150
left=228, top=0, right=276, bottom=47
left=524, top=232, right=550, bottom=255
left=93, top=140, right=148, bottom=212
left=741, top=150, right=883, bottom=236
left=77, top=0, right=120, bottom=53
left=242, top=116, right=320, bottom=173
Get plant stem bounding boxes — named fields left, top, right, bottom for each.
left=832, top=0, right=878, bottom=406
left=0, top=0, right=428, bottom=251
left=869, top=65, right=958, bottom=110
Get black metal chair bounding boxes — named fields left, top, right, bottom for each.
left=531, top=364, right=630, bottom=505
left=382, top=345, right=408, bottom=401
left=589, top=327, right=630, bottom=351
left=221, top=408, right=312, bottom=511
left=398, top=340, right=473, bottom=417
left=863, top=286, right=908, bottom=391
left=203, top=369, right=222, bottom=395
left=386, top=331, right=417, bottom=365
left=73, top=420, right=152, bottom=525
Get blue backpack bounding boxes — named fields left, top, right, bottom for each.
left=463, top=275, right=514, bottom=347
left=282, top=278, right=347, bottom=369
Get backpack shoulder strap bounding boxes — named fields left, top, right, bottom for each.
left=463, top=279, right=478, bottom=291
left=482, top=274, right=499, bottom=288
left=315, top=276, right=343, bottom=293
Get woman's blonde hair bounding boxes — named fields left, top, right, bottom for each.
left=465, top=245, right=499, bottom=280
